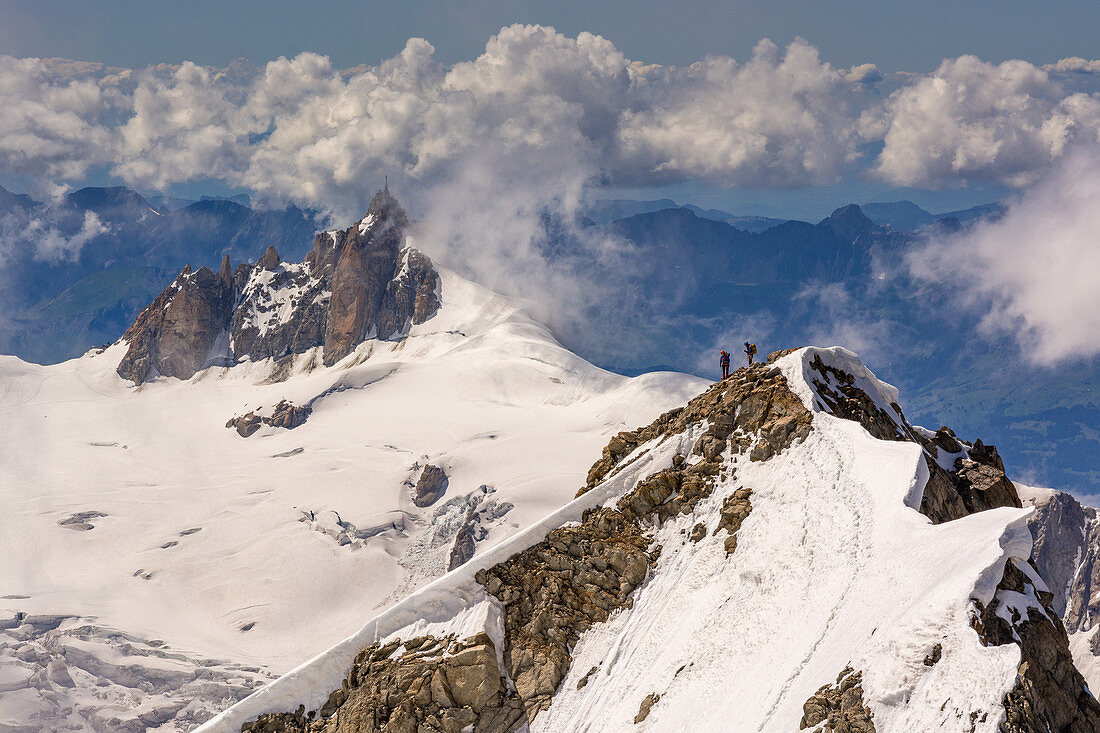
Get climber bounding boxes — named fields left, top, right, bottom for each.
left=744, top=342, right=757, bottom=365
left=720, top=350, right=731, bottom=379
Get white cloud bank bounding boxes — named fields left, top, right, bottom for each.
left=871, top=56, right=1100, bottom=188
left=8, top=24, right=1100, bottom=215
left=909, top=148, right=1100, bottom=364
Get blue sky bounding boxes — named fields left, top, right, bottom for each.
left=5, top=0, right=1100, bottom=72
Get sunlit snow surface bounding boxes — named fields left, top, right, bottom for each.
left=205, top=347, right=1040, bottom=733
left=0, top=269, right=704, bottom=730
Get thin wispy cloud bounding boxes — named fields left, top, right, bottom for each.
left=909, top=147, right=1100, bottom=365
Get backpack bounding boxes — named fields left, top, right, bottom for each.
left=747, top=343, right=757, bottom=355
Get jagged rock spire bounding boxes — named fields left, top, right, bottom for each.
left=116, top=188, right=440, bottom=384
left=257, top=246, right=280, bottom=271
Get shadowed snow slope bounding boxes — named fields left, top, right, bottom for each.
left=201, top=347, right=1096, bottom=733
left=0, top=268, right=704, bottom=731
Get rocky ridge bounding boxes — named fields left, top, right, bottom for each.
left=216, top=347, right=1099, bottom=733
left=116, top=188, right=440, bottom=384
left=231, top=356, right=817, bottom=731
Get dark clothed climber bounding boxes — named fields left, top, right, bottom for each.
left=745, top=342, right=757, bottom=365
left=720, top=350, right=731, bottom=379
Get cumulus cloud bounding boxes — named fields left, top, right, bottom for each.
left=10, top=26, right=1100, bottom=205
left=615, top=38, right=866, bottom=187
left=0, top=55, right=114, bottom=180
left=31, top=210, right=109, bottom=262
left=909, top=147, right=1100, bottom=363
left=846, top=63, right=883, bottom=85
left=1044, top=57, right=1100, bottom=74
left=1, top=27, right=877, bottom=215
left=871, top=55, right=1100, bottom=187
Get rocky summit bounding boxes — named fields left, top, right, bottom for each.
left=116, top=188, right=440, bottom=384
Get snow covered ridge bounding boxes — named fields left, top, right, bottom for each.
left=115, top=186, right=440, bottom=385
left=202, top=346, right=1100, bottom=733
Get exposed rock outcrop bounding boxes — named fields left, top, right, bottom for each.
left=268, top=400, right=312, bottom=430
left=323, top=188, right=439, bottom=366
left=229, top=258, right=330, bottom=362
left=971, top=560, right=1100, bottom=732
left=714, top=487, right=753, bottom=555
left=412, top=465, right=449, bottom=508
left=800, top=667, right=875, bottom=732
left=226, top=412, right=262, bottom=438
left=117, top=262, right=234, bottom=383
left=377, top=248, right=440, bottom=344
left=226, top=400, right=312, bottom=437
left=257, top=246, right=281, bottom=271
left=634, top=692, right=660, bottom=724
left=580, top=361, right=813, bottom=495
left=805, top=352, right=1022, bottom=524
left=242, top=633, right=524, bottom=733
left=476, top=507, right=654, bottom=718
left=116, top=188, right=441, bottom=384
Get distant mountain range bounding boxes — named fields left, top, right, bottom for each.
left=568, top=203, right=1097, bottom=495
left=583, top=197, right=1005, bottom=232
left=0, top=184, right=318, bottom=364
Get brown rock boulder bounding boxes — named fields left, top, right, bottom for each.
left=242, top=633, right=524, bottom=733
left=267, top=399, right=312, bottom=429
left=412, top=465, right=449, bottom=507
left=226, top=412, right=262, bottom=438
left=800, top=667, right=875, bottom=732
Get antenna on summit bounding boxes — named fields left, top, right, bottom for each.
left=384, top=174, right=389, bottom=193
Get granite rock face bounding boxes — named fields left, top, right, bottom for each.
left=116, top=259, right=234, bottom=383
left=323, top=188, right=439, bottom=366
left=1027, top=492, right=1096, bottom=621
left=116, top=189, right=440, bottom=384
